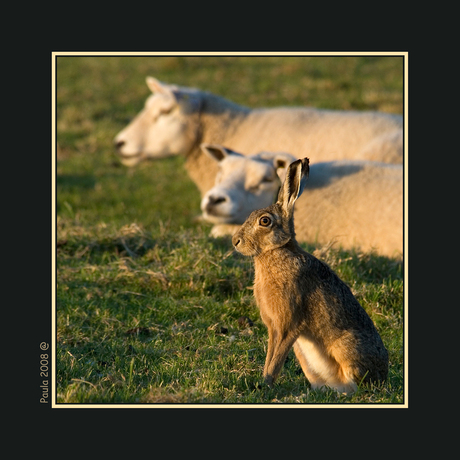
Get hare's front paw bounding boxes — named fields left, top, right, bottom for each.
left=210, top=224, right=241, bottom=238
left=264, top=374, right=275, bottom=388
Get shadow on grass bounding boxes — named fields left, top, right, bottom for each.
left=57, top=173, right=96, bottom=190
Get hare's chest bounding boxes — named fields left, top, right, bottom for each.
left=254, top=267, right=298, bottom=319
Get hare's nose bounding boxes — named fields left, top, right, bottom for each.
left=232, top=236, right=241, bottom=247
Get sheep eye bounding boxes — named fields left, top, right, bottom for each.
left=259, top=216, right=271, bottom=227
left=159, top=106, right=172, bottom=116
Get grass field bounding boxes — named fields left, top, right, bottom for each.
left=55, top=54, right=405, bottom=405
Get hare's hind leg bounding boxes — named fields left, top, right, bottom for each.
left=293, top=341, right=328, bottom=389
left=295, top=336, right=357, bottom=394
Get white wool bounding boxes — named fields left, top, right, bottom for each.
left=114, top=77, right=403, bottom=195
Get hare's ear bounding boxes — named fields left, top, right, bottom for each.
left=200, top=143, right=242, bottom=163
left=277, top=157, right=309, bottom=216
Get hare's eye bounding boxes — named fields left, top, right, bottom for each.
left=259, top=216, right=271, bottom=227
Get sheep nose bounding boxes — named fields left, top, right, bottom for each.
left=208, top=195, right=226, bottom=206
left=114, top=139, right=125, bottom=150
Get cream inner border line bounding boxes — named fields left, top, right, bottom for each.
left=51, top=50, right=409, bottom=409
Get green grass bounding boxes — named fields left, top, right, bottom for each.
left=55, top=54, right=405, bottom=405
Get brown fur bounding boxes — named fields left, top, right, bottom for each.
left=232, top=158, right=388, bottom=393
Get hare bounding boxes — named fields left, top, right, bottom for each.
left=232, top=158, right=389, bottom=394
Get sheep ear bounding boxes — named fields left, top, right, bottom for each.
left=272, top=153, right=298, bottom=183
left=200, top=143, right=241, bottom=162
left=146, top=76, right=176, bottom=98
left=146, top=76, right=165, bottom=93
left=277, top=157, right=309, bottom=215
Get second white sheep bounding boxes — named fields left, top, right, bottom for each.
left=201, top=144, right=403, bottom=259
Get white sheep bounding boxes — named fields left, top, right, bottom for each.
left=114, top=77, right=403, bottom=196
left=201, top=144, right=403, bottom=259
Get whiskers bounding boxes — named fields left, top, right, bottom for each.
left=239, top=233, right=263, bottom=257
left=223, top=247, right=236, bottom=259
